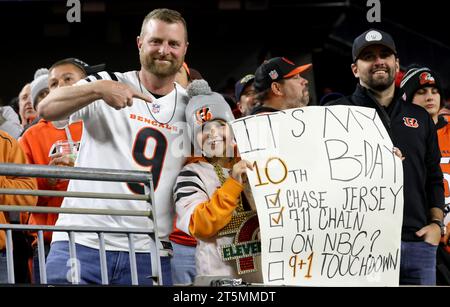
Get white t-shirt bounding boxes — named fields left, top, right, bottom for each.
left=52, top=70, right=189, bottom=252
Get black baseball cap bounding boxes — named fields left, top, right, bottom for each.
left=253, top=57, right=312, bottom=93
left=352, top=29, right=397, bottom=62
left=234, top=74, right=255, bottom=101
left=50, top=57, right=106, bottom=75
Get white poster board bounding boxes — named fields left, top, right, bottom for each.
left=231, top=106, right=403, bottom=287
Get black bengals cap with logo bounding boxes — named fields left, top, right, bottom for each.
left=253, top=57, right=312, bottom=93
left=352, top=29, right=397, bottom=62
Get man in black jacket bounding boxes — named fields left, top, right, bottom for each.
left=327, top=29, right=445, bottom=285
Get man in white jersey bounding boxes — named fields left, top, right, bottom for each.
left=38, top=8, right=189, bottom=285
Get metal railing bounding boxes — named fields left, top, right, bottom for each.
left=0, top=163, right=162, bottom=286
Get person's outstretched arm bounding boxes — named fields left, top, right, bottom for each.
left=38, top=80, right=152, bottom=121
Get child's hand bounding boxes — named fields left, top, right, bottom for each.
left=231, top=160, right=253, bottom=184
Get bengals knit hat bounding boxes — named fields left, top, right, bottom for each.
left=50, top=57, right=105, bottom=76
left=400, top=66, right=444, bottom=105
left=253, top=57, right=312, bottom=93
left=30, top=68, right=49, bottom=108
left=235, top=74, right=255, bottom=101
left=185, top=79, right=235, bottom=145
left=352, top=29, right=397, bottom=62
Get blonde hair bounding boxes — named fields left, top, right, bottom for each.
left=140, top=8, right=188, bottom=42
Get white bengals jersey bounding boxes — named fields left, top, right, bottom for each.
left=52, top=70, right=190, bottom=252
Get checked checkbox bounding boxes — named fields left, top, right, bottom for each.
left=269, top=207, right=284, bottom=227
left=265, top=189, right=281, bottom=209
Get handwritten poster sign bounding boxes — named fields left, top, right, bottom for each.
left=231, top=106, right=403, bottom=287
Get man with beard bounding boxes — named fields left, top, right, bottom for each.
left=38, top=8, right=190, bottom=285
left=250, top=57, right=312, bottom=114
left=327, top=29, right=444, bottom=285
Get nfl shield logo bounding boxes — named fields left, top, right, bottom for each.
left=152, top=103, right=160, bottom=113
left=269, top=70, right=279, bottom=80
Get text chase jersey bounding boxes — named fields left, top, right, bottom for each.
left=53, top=70, right=189, bottom=252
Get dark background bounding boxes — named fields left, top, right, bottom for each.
left=1, top=0, right=450, bottom=105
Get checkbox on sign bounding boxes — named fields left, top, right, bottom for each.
left=269, top=207, right=284, bottom=227
left=268, top=261, right=284, bottom=282
left=265, top=189, right=281, bottom=209
left=269, top=237, right=284, bottom=253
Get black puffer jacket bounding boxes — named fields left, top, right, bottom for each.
left=327, top=84, right=444, bottom=241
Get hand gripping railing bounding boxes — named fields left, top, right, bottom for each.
left=0, top=163, right=163, bottom=286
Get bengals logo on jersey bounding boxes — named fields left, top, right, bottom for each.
left=196, top=107, right=213, bottom=125
left=403, top=117, right=419, bottom=128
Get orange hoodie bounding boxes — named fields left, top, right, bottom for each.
left=19, top=119, right=82, bottom=243
left=0, top=131, right=37, bottom=250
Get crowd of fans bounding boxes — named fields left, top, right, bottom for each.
left=0, top=8, right=449, bottom=286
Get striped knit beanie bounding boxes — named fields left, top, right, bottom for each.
left=185, top=79, right=235, bottom=145
left=400, top=66, right=444, bottom=106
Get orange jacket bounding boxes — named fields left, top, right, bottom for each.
left=19, top=119, right=82, bottom=243
left=189, top=177, right=243, bottom=239
left=0, top=131, right=37, bottom=250
left=437, top=115, right=450, bottom=201
left=169, top=156, right=241, bottom=246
